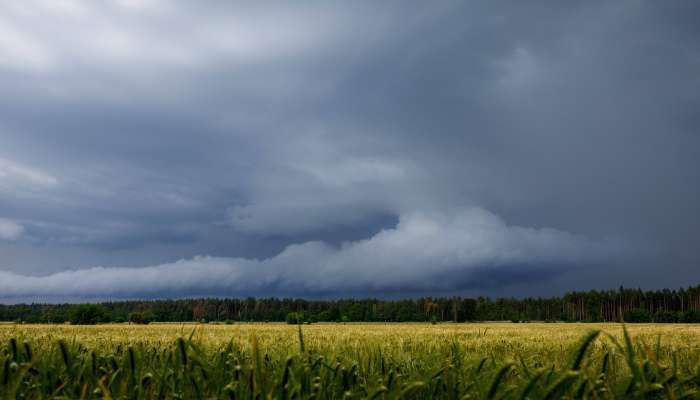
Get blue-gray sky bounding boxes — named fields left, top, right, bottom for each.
left=1, top=1, right=699, bottom=302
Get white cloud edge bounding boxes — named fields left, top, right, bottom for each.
left=0, top=157, right=59, bottom=188
left=0, top=208, right=609, bottom=299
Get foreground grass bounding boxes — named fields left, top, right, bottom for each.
left=1, top=323, right=699, bottom=398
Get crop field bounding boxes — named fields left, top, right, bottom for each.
left=1, top=323, right=699, bottom=398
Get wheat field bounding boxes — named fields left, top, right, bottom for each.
left=1, top=322, right=699, bottom=398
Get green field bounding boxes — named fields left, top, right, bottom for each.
left=1, top=323, right=699, bottom=398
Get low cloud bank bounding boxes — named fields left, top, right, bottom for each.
left=0, top=208, right=608, bottom=300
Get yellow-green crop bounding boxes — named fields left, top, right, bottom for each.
left=1, top=322, right=699, bottom=398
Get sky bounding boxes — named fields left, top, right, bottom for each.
left=0, top=1, right=699, bottom=302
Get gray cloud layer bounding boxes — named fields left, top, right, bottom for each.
left=0, top=208, right=610, bottom=299
left=0, top=1, right=698, bottom=301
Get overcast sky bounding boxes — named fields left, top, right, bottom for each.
left=0, top=1, right=698, bottom=302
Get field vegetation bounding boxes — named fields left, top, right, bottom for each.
left=1, top=322, right=699, bottom=398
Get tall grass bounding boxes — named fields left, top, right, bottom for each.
left=0, top=323, right=699, bottom=398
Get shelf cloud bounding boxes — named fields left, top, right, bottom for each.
left=0, top=208, right=609, bottom=300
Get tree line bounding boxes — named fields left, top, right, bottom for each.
left=2, top=284, right=700, bottom=324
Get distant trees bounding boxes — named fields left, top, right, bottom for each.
left=286, top=312, right=305, bottom=325
left=652, top=310, right=679, bottom=323
left=458, top=298, right=477, bottom=322
left=128, top=312, right=153, bottom=324
left=681, top=310, right=700, bottom=323
left=68, top=304, right=109, bottom=325
left=623, top=309, right=652, bottom=323
left=2, top=284, right=700, bottom=324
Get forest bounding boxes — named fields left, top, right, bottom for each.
left=2, top=284, right=700, bottom=324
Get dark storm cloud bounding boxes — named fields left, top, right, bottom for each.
left=0, top=1, right=698, bottom=301
left=0, top=208, right=612, bottom=299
